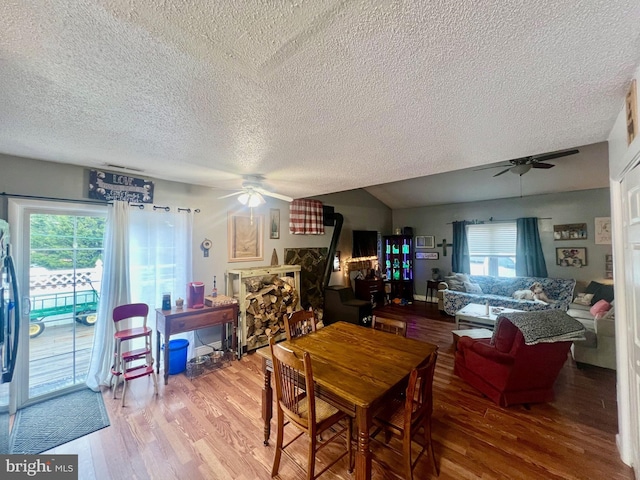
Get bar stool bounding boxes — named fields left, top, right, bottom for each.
left=110, top=303, right=158, bottom=406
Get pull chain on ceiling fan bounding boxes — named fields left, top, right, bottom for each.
left=475, top=149, right=580, bottom=177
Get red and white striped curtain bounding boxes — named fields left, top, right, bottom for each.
left=289, top=199, right=325, bottom=235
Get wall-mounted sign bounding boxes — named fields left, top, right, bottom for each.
left=88, top=170, right=154, bottom=203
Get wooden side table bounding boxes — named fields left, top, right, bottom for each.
left=426, top=280, right=439, bottom=303
left=156, top=301, right=238, bottom=384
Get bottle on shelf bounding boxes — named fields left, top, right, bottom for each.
left=212, top=276, right=218, bottom=297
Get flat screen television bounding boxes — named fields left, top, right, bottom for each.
left=352, top=230, right=378, bottom=258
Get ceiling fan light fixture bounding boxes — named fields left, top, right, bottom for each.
left=510, top=164, right=532, bottom=175
left=247, top=192, right=265, bottom=207
left=237, top=191, right=265, bottom=207
left=237, top=192, right=250, bottom=205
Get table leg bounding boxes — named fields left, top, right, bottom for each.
left=355, top=405, right=372, bottom=480
left=261, top=363, right=272, bottom=446
left=163, top=338, right=170, bottom=385
left=232, top=322, right=238, bottom=360
left=156, top=331, right=161, bottom=375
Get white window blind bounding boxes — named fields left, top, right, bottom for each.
left=467, top=223, right=516, bottom=256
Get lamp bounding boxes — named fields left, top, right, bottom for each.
left=237, top=191, right=265, bottom=207
left=510, top=164, right=532, bottom=176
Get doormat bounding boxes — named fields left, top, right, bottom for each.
left=0, top=412, right=9, bottom=454
left=9, top=388, right=110, bottom=454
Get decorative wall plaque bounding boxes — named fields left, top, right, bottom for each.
left=88, top=169, right=154, bottom=203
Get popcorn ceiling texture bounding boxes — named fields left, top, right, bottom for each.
left=1, top=1, right=640, bottom=205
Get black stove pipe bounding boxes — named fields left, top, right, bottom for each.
left=322, top=209, right=343, bottom=289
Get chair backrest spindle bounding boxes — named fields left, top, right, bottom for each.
left=284, top=309, right=317, bottom=340
left=372, top=316, right=407, bottom=337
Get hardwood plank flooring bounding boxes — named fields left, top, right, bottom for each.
left=44, top=302, right=633, bottom=479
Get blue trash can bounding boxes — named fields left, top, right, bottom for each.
left=166, top=338, right=189, bottom=375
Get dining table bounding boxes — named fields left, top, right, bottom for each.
left=255, top=321, right=438, bottom=480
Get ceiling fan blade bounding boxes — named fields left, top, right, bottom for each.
left=474, top=164, right=511, bottom=171
left=531, top=162, right=555, bottom=169
left=531, top=149, right=579, bottom=163
left=256, top=188, right=293, bottom=202
left=217, top=191, right=243, bottom=199
left=493, top=168, right=512, bottom=177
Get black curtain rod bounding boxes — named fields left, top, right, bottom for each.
left=446, top=217, right=552, bottom=225
left=1, top=192, right=110, bottom=206
left=129, top=203, right=200, bottom=213
left=1, top=193, right=200, bottom=213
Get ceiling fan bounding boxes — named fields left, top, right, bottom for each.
left=218, top=175, right=293, bottom=206
left=476, top=149, right=580, bottom=177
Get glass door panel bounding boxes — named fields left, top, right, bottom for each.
left=27, top=212, right=105, bottom=399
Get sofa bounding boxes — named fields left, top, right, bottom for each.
left=437, top=274, right=575, bottom=316
left=454, top=312, right=577, bottom=406
left=567, top=280, right=616, bottom=369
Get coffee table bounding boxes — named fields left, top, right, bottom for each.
left=452, top=328, right=493, bottom=349
left=455, top=303, right=523, bottom=330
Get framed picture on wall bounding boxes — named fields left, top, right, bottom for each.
left=594, top=217, right=611, bottom=244
left=269, top=208, right=280, bottom=239
left=556, top=247, right=587, bottom=267
left=553, top=223, right=587, bottom=240
left=415, top=235, right=435, bottom=249
left=228, top=212, right=264, bottom=262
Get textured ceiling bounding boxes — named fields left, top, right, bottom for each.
left=1, top=1, right=640, bottom=207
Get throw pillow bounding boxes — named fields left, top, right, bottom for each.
left=573, top=293, right=594, bottom=306
left=444, top=276, right=465, bottom=291
left=600, top=303, right=615, bottom=319
left=463, top=281, right=483, bottom=294
left=454, top=273, right=470, bottom=283
left=584, top=281, right=615, bottom=305
left=590, top=299, right=611, bottom=317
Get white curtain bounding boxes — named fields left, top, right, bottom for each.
left=129, top=207, right=195, bottom=360
left=86, top=201, right=130, bottom=391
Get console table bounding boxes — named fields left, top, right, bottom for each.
left=156, top=300, right=238, bottom=385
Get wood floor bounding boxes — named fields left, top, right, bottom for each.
left=45, top=302, right=634, bottom=480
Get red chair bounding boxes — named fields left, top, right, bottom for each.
left=110, top=303, right=158, bottom=406
left=454, top=316, right=572, bottom=407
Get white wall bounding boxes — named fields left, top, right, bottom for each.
left=393, top=188, right=612, bottom=295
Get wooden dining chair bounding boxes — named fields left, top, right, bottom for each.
left=284, top=309, right=317, bottom=340
left=269, top=337, right=352, bottom=479
left=372, top=350, right=439, bottom=479
left=372, top=315, right=407, bottom=337
left=110, top=303, right=158, bottom=407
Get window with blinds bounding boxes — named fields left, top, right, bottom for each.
left=466, top=223, right=517, bottom=277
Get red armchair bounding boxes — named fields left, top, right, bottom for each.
left=454, top=317, right=572, bottom=407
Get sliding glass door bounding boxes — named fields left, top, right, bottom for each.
left=9, top=199, right=106, bottom=406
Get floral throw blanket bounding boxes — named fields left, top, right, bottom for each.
left=495, top=310, right=586, bottom=345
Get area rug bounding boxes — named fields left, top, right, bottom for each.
left=0, top=412, right=9, bottom=454
left=9, top=388, right=110, bottom=454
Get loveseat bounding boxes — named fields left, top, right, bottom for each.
left=567, top=280, right=616, bottom=369
left=437, top=274, right=575, bottom=316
